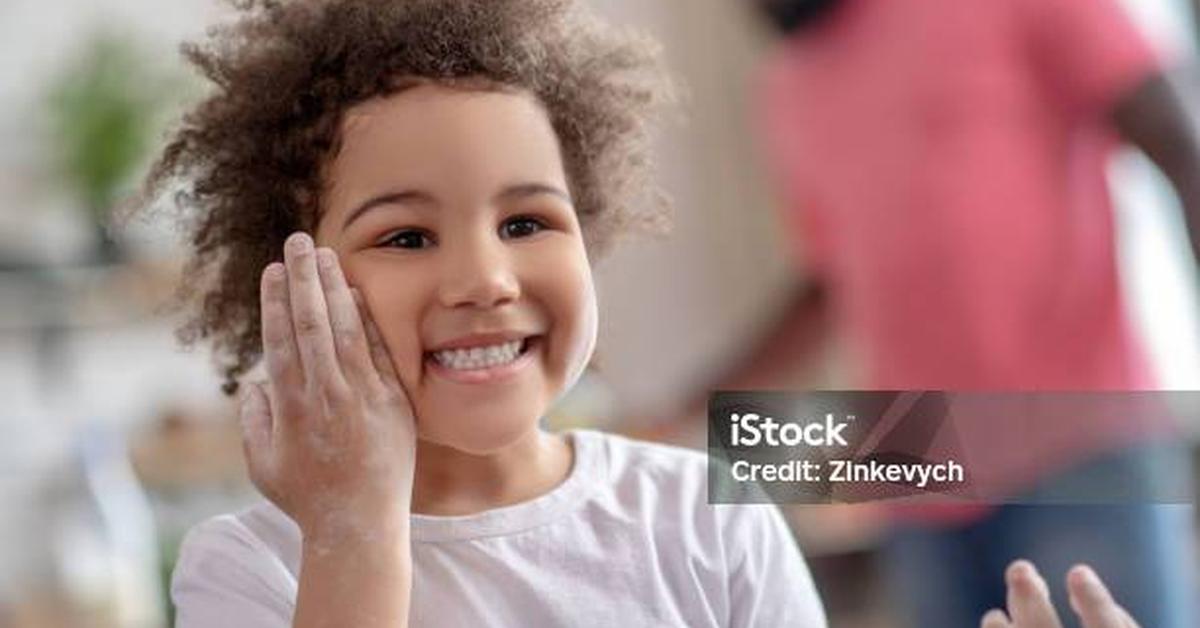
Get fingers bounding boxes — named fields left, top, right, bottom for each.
left=350, top=287, right=401, bottom=390
left=314, top=247, right=377, bottom=389
left=284, top=232, right=347, bottom=396
left=981, top=609, right=1013, bottom=628
left=1006, top=560, right=1063, bottom=628
left=261, top=261, right=304, bottom=407
left=1067, top=565, right=1138, bottom=628
left=986, top=561, right=1140, bottom=628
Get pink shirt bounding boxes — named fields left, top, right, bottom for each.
left=757, top=0, right=1169, bottom=516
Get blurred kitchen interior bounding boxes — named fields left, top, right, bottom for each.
left=2, top=0, right=1199, bottom=627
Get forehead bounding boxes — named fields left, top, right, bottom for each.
left=324, top=84, right=568, bottom=210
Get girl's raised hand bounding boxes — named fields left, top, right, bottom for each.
left=980, top=561, right=1140, bottom=628
left=238, top=231, right=417, bottom=542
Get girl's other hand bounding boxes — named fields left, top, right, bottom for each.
left=238, top=231, right=417, bottom=543
left=980, top=560, right=1140, bottom=628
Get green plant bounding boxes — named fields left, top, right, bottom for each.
left=44, top=29, right=189, bottom=259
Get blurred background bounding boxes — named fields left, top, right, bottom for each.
left=2, top=0, right=1199, bottom=626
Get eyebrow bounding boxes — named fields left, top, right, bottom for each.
left=340, top=182, right=573, bottom=232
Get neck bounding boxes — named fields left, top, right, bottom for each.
left=410, top=428, right=573, bottom=516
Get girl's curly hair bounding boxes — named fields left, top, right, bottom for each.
left=131, top=0, right=674, bottom=397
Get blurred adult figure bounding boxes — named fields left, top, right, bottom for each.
left=690, top=0, right=1200, bottom=626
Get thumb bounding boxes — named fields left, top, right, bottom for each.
left=238, top=381, right=274, bottom=480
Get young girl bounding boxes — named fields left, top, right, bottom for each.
left=139, top=0, right=1143, bottom=626
left=140, top=0, right=826, bottom=625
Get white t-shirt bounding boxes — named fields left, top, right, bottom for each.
left=171, top=429, right=828, bottom=627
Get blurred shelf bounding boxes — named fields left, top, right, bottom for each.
left=129, top=403, right=248, bottom=493
left=0, top=254, right=187, bottom=334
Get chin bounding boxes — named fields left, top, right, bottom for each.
left=415, top=403, right=545, bottom=455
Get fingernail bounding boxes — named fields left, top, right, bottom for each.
left=316, top=248, right=337, bottom=269
left=1068, top=565, right=1113, bottom=609
left=264, top=262, right=285, bottom=280
left=1079, top=566, right=1104, bottom=592
left=1008, top=559, right=1048, bottom=597
left=1007, top=559, right=1033, bottom=581
left=287, top=232, right=312, bottom=253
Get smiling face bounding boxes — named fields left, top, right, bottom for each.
left=313, top=83, right=598, bottom=454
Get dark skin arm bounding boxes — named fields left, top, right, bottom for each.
left=1112, top=68, right=1200, bottom=263
left=651, top=70, right=1200, bottom=440
left=685, top=68, right=1200, bottom=409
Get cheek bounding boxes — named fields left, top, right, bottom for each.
left=535, top=251, right=598, bottom=392
left=345, top=263, right=429, bottom=388
left=564, top=281, right=599, bottom=389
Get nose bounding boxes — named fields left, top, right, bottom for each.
left=438, top=234, right=520, bottom=309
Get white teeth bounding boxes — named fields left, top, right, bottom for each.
left=432, top=339, right=524, bottom=370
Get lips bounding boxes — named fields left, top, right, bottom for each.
left=425, top=331, right=533, bottom=352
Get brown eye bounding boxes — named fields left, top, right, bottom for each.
left=382, top=229, right=436, bottom=249
left=500, top=216, right=546, bottom=239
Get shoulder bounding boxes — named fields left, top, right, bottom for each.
left=585, top=430, right=709, bottom=499
left=571, top=429, right=717, bottom=538
left=177, top=500, right=300, bottom=573
left=583, top=429, right=772, bottom=550
left=577, top=430, right=828, bottom=625
left=171, top=501, right=299, bottom=626
left=591, top=429, right=707, bottom=472
left=582, top=429, right=777, bottom=520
